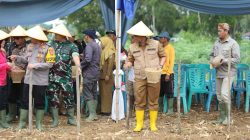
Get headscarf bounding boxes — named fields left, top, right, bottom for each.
left=100, top=36, right=115, bottom=69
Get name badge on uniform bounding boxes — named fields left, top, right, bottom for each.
left=133, top=50, right=140, bottom=54
left=45, top=47, right=56, bottom=63
left=147, top=48, right=156, bottom=51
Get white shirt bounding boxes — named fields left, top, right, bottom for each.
left=128, top=67, right=135, bottom=82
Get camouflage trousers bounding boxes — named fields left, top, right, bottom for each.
left=47, top=77, right=75, bottom=109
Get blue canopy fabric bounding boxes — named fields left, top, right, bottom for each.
left=99, top=0, right=138, bottom=47
left=167, top=0, right=250, bottom=15
left=1, top=0, right=250, bottom=26
left=0, top=0, right=92, bottom=26
left=1, top=0, right=250, bottom=45
left=117, top=0, right=136, bottom=20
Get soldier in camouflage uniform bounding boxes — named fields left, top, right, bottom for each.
left=7, top=26, right=28, bottom=123
left=47, top=24, right=81, bottom=127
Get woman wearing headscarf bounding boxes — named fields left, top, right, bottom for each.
left=99, top=36, right=115, bottom=115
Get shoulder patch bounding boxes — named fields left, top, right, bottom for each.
left=45, top=47, right=56, bottom=63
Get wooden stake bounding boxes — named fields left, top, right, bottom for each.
left=125, top=70, right=130, bottom=129
left=76, top=66, right=81, bottom=134
left=227, top=49, right=232, bottom=132
left=177, top=62, right=181, bottom=134
left=28, top=70, right=33, bottom=132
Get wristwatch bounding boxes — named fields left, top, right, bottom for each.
left=160, top=65, right=163, bottom=69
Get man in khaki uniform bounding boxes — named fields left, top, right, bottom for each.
left=124, top=21, right=166, bottom=132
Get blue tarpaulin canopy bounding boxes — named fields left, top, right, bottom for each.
left=0, top=0, right=92, bottom=26
left=1, top=0, right=250, bottom=26
left=168, top=0, right=250, bottom=15
left=99, top=0, right=138, bottom=47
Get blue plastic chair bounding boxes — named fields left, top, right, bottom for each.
left=187, top=66, right=209, bottom=111
left=185, top=64, right=209, bottom=105
left=205, top=68, right=218, bottom=112
left=233, top=64, right=249, bottom=109
left=245, top=70, right=250, bottom=112
left=163, top=64, right=188, bottom=114
left=195, top=64, right=210, bottom=105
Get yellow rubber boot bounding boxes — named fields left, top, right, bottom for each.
left=150, top=111, right=158, bottom=132
left=133, top=110, right=144, bottom=132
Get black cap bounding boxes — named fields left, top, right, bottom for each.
left=82, top=29, right=97, bottom=39
left=153, top=36, right=160, bottom=41
left=106, top=30, right=116, bottom=35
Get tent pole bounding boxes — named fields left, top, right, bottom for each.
left=115, top=0, right=122, bottom=123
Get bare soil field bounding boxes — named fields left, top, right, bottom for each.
left=1, top=105, right=250, bottom=140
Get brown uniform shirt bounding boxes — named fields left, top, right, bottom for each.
left=128, top=39, right=165, bottom=80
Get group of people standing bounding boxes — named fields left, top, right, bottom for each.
left=124, top=21, right=240, bottom=132
left=0, top=24, right=82, bottom=131
left=0, top=21, right=240, bottom=133
left=0, top=23, right=123, bottom=131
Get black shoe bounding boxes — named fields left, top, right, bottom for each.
left=100, top=112, right=111, bottom=116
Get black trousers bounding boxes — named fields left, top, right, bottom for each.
left=21, top=84, right=46, bottom=110
left=160, top=74, right=174, bottom=98
left=8, top=82, right=23, bottom=104
left=0, top=86, right=8, bottom=110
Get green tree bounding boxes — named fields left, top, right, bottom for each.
left=134, top=0, right=181, bottom=35
left=65, top=0, right=104, bottom=38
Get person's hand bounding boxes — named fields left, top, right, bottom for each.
left=165, top=74, right=170, bottom=81
left=210, top=63, right=215, bottom=68
left=105, top=75, right=110, bottom=81
left=9, top=55, right=17, bottom=61
left=28, top=63, right=38, bottom=69
left=77, top=67, right=82, bottom=75
left=7, top=62, right=14, bottom=68
left=123, top=63, right=131, bottom=70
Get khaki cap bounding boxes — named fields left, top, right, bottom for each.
left=26, top=25, right=48, bottom=41
left=9, top=25, right=26, bottom=37
left=127, top=21, right=154, bottom=36
left=48, top=24, right=72, bottom=37
left=218, top=23, right=230, bottom=31
left=0, top=30, right=9, bottom=40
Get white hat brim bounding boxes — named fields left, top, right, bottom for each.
left=26, top=25, right=48, bottom=41
left=127, top=21, right=154, bottom=36
left=48, top=24, right=72, bottom=38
